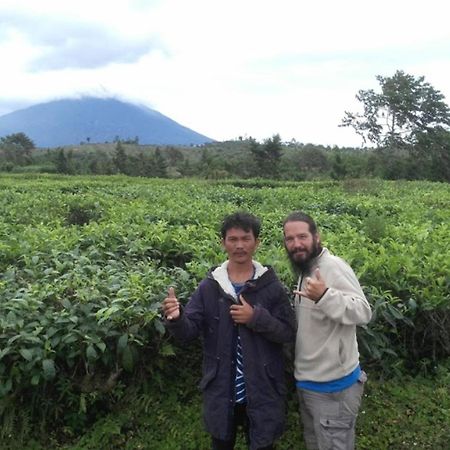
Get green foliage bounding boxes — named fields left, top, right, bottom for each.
left=66, top=201, right=102, bottom=225
left=341, top=70, right=450, bottom=147
left=356, top=368, right=450, bottom=449
left=6, top=362, right=448, bottom=450
left=249, top=134, right=283, bottom=177
left=113, top=142, right=127, bottom=174
left=362, top=210, right=387, bottom=242
left=54, top=148, right=72, bottom=174
left=0, top=174, right=448, bottom=446
left=339, top=71, right=450, bottom=181
left=4, top=130, right=447, bottom=182
left=357, top=287, right=414, bottom=376
left=0, top=132, right=35, bottom=166
left=414, top=128, right=450, bottom=182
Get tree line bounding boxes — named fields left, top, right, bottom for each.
left=1, top=70, right=449, bottom=181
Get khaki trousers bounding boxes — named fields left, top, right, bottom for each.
left=297, top=373, right=366, bottom=450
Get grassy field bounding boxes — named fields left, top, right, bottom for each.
left=114, top=370, right=447, bottom=450
left=8, top=365, right=449, bottom=450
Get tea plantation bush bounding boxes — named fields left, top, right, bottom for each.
left=0, top=174, right=449, bottom=445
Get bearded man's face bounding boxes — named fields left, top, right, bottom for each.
left=284, top=220, right=322, bottom=271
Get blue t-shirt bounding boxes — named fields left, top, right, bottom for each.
left=296, top=365, right=361, bottom=393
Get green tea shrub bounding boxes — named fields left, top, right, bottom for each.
left=0, top=174, right=448, bottom=444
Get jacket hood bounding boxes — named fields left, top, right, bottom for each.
left=210, top=260, right=268, bottom=301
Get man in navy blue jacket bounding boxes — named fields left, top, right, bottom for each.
left=163, top=212, right=296, bottom=450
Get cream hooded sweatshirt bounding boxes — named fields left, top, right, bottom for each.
left=294, top=248, right=372, bottom=382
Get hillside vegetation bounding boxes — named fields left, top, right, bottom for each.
left=1, top=131, right=449, bottom=182
left=2, top=70, right=449, bottom=182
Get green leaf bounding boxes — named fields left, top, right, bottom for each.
left=154, top=319, right=165, bottom=335
left=61, top=299, right=72, bottom=309
left=121, top=345, right=134, bottom=372
left=3, top=378, right=13, bottom=393
left=95, top=341, right=106, bottom=353
left=79, top=393, right=87, bottom=414
left=408, top=298, right=418, bottom=310
left=6, top=311, right=16, bottom=323
left=117, top=334, right=128, bottom=353
left=19, top=348, right=33, bottom=361
left=42, top=359, right=56, bottom=380
left=86, top=344, right=98, bottom=361
left=46, top=327, right=58, bottom=338
left=96, top=305, right=120, bottom=323
left=62, top=334, right=78, bottom=344
left=0, top=347, right=11, bottom=360
left=160, top=343, right=176, bottom=357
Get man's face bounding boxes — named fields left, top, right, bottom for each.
left=283, top=221, right=320, bottom=270
left=222, top=227, right=259, bottom=265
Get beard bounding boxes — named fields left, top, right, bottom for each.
left=286, top=238, right=322, bottom=274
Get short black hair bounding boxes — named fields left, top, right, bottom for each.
left=283, top=211, right=318, bottom=235
left=220, top=211, right=261, bottom=239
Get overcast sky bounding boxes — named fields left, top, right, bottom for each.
left=0, top=0, right=449, bottom=147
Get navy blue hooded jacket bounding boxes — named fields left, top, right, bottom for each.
left=166, top=261, right=296, bottom=449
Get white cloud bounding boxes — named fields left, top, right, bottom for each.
left=0, top=0, right=449, bottom=146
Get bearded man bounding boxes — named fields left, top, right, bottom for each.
left=283, top=211, right=372, bottom=450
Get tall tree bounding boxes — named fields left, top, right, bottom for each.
left=414, top=128, right=450, bottom=182
left=0, top=132, right=35, bottom=165
left=249, top=134, right=283, bottom=177
left=166, top=146, right=185, bottom=166
left=153, top=147, right=168, bottom=178
left=341, top=70, right=450, bottom=148
left=55, top=148, right=69, bottom=174
left=113, top=142, right=127, bottom=174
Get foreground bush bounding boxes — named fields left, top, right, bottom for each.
left=3, top=356, right=449, bottom=449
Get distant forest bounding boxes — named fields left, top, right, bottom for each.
left=1, top=71, right=449, bottom=182
left=0, top=134, right=448, bottom=182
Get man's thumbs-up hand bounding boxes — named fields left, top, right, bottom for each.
left=230, top=294, right=254, bottom=324
left=163, top=287, right=180, bottom=321
left=293, top=268, right=328, bottom=302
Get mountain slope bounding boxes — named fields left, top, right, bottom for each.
left=0, top=97, right=214, bottom=147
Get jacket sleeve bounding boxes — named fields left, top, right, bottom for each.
left=246, top=284, right=296, bottom=344
left=164, top=282, right=205, bottom=343
left=317, top=259, right=372, bottom=326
